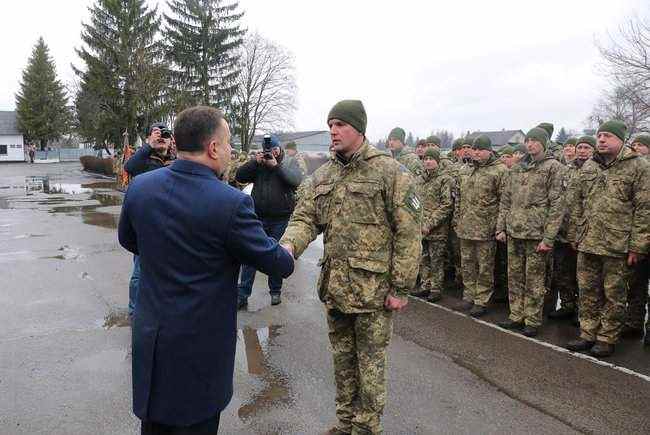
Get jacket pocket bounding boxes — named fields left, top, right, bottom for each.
left=603, top=222, right=631, bottom=254
left=313, top=183, right=335, bottom=225
left=345, top=182, right=382, bottom=224
left=316, top=257, right=330, bottom=302
left=347, top=257, right=390, bottom=309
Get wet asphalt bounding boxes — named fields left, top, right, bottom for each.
left=0, top=162, right=648, bottom=435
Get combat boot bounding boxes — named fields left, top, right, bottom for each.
left=321, top=427, right=351, bottom=435
left=497, top=319, right=524, bottom=330
left=455, top=300, right=473, bottom=311
left=469, top=305, right=487, bottom=318
left=566, top=338, right=595, bottom=351
left=521, top=326, right=538, bottom=337
left=548, top=306, right=576, bottom=320
left=426, top=292, right=442, bottom=303
left=411, top=289, right=430, bottom=298
left=589, top=341, right=614, bottom=357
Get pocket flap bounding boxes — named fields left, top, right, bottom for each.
left=314, top=183, right=335, bottom=198
left=348, top=257, right=389, bottom=273
left=346, top=182, right=381, bottom=196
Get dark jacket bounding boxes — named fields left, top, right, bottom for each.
left=124, top=144, right=170, bottom=177
left=118, top=159, right=294, bottom=426
left=235, top=150, right=304, bottom=220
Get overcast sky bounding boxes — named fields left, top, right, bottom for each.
left=1, top=0, right=646, bottom=141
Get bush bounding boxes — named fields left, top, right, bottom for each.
left=80, top=156, right=116, bottom=176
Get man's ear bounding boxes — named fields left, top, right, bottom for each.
left=207, top=141, right=219, bottom=159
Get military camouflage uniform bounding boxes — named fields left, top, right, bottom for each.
left=568, top=147, right=650, bottom=344
left=497, top=153, right=565, bottom=327
left=446, top=160, right=471, bottom=289
left=456, top=155, right=506, bottom=307
left=418, top=167, right=455, bottom=298
left=391, top=147, right=424, bottom=178
left=280, top=142, right=421, bottom=434
left=227, top=153, right=249, bottom=190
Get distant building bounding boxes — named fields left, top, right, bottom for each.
left=466, top=129, right=525, bottom=148
left=234, top=131, right=331, bottom=154
left=0, top=111, right=25, bottom=162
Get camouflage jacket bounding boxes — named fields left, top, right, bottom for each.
left=568, top=147, right=650, bottom=258
left=285, top=153, right=309, bottom=179
left=419, top=168, right=455, bottom=240
left=280, top=142, right=422, bottom=313
left=556, top=159, right=588, bottom=244
left=497, top=153, right=566, bottom=246
left=392, top=147, right=424, bottom=178
left=447, top=160, right=471, bottom=229
left=455, top=156, right=506, bottom=240
left=227, top=155, right=249, bottom=190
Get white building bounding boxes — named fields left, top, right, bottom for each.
left=0, top=111, right=25, bottom=162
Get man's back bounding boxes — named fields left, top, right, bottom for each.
left=119, top=159, right=294, bottom=426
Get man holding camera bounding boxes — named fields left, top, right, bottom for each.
left=235, top=135, right=305, bottom=308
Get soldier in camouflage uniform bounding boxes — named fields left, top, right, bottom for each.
left=624, top=133, right=650, bottom=342
left=424, top=135, right=454, bottom=173
left=566, top=121, right=650, bottom=357
left=537, top=122, right=563, bottom=161
left=387, top=127, right=424, bottom=178
left=284, top=141, right=309, bottom=181
left=280, top=100, right=421, bottom=435
left=450, top=138, right=463, bottom=163
left=414, top=148, right=455, bottom=303
left=562, top=137, right=577, bottom=165
left=415, top=139, right=427, bottom=160
left=455, top=135, right=507, bottom=317
left=226, top=149, right=248, bottom=190
left=496, top=127, right=566, bottom=336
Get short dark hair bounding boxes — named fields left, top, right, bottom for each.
left=173, top=106, right=224, bottom=152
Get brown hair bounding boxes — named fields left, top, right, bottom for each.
left=173, top=106, right=224, bottom=152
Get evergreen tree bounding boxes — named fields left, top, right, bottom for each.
left=73, top=0, right=168, bottom=148
left=15, top=37, right=71, bottom=150
left=555, top=127, right=570, bottom=144
left=406, top=131, right=415, bottom=146
left=164, top=0, right=245, bottom=113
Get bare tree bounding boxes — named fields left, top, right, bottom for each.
left=588, top=83, right=650, bottom=133
left=233, top=33, right=296, bottom=152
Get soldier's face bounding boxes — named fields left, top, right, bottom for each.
left=596, top=132, right=623, bottom=156
left=501, top=155, right=514, bottom=168
left=526, top=139, right=544, bottom=156
left=286, top=148, right=297, bottom=157
left=633, top=142, right=649, bottom=156
left=563, top=145, right=576, bottom=161
left=472, top=148, right=491, bottom=162
left=460, top=145, right=472, bottom=158
left=415, top=144, right=425, bottom=156
left=328, top=119, right=363, bottom=155
left=423, top=157, right=438, bottom=170
left=575, top=143, right=594, bottom=160
left=388, top=138, right=404, bottom=151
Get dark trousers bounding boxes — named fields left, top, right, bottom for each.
left=141, top=413, right=220, bottom=435
left=238, top=217, right=289, bottom=300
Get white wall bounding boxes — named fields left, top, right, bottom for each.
left=0, top=134, right=25, bottom=162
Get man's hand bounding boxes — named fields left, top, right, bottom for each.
left=628, top=251, right=643, bottom=267
left=535, top=241, right=553, bottom=253
left=255, top=152, right=264, bottom=164
left=385, top=294, right=408, bottom=311
left=148, top=128, right=161, bottom=147
left=281, top=243, right=294, bottom=259
left=264, top=154, right=278, bottom=168
left=495, top=231, right=507, bottom=243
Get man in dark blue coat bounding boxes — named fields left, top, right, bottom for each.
left=118, top=106, right=294, bottom=434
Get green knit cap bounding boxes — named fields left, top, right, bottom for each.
left=525, top=127, right=549, bottom=149
left=576, top=135, right=596, bottom=148
left=632, top=132, right=650, bottom=147
left=452, top=138, right=463, bottom=151
left=514, top=143, right=528, bottom=154
left=537, top=122, right=554, bottom=139
left=461, top=137, right=473, bottom=147
left=499, top=145, right=515, bottom=156
left=564, top=137, right=577, bottom=146
left=327, top=100, right=367, bottom=134
left=472, top=134, right=492, bottom=150
left=597, top=120, right=628, bottom=142
left=388, top=127, right=406, bottom=142
left=426, top=135, right=441, bottom=145
left=285, top=141, right=297, bottom=151
left=423, top=147, right=441, bottom=162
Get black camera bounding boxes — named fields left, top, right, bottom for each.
left=262, top=135, right=274, bottom=159
left=160, top=128, right=172, bottom=140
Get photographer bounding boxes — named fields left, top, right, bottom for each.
left=235, top=135, right=305, bottom=308
left=124, top=122, right=174, bottom=178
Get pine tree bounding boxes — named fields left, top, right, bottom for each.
left=555, top=127, right=570, bottom=144
left=73, top=0, right=168, bottom=148
left=15, top=37, right=71, bottom=150
left=164, top=0, right=245, bottom=112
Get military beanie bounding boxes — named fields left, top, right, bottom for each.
left=525, top=127, right=549, bottom=149
left=576, top=135, right=596, bottom=148
left=388, top=127, right=406, bottom=143
left=514, top=143, right=528, bottom=155
left=597, top=120, right=628, bottom=142
left=327, top=100, right=367, bottom=134
left=423, top=147, right=441, bottom=162
left=452, top=138, right=463, bottom=151
left=416, top=138, right=426, bottom=146
left=461, top=137, right=473, bottom=147
left=426, top=135, right=441, bottom=145
left=473, top=134, right=492, bottom=150
left=632, top=132, right=650, bottom=147
left=285, top=141, right=297, bottom=151
left=499, top=145, right=515, bottom=156
left=537, top=122, right=555, bottom=139
left=565, top=137, right=577, bottom=146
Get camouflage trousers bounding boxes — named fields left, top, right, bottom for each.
left=625, top=256, right=649, bottom=330
left=460, top=239, right=496, bottom=307
left=419, top=238, right=447, bottom=296
left=445, top=230, right=462, bottom=289
left=507, top=238, right=550, bottom=328
left=326, top=308, right=393, bottom=435
left=577, top=252, right=631, bottom=344
left=552, top=242, right=578, bottom=310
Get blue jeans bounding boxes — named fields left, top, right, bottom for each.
left=129, top=255, right=140, bottom=316
left=238, top=218, right=289, bottom=301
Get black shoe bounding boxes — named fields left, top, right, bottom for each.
left=566, top=338, right=595, bottom=351
left=621, top=325, right=644, bottom=338
left=590, top=341, right=615, bottom=357
left=426, top=292, right=442, bottom=303
left=497, top=319, right=524, bottom=330
left=456, top=300, right=474, bottom=311
left=237, top=298, right=248, bottom=310
left=469, top=305, right=488, bottom=318
left=411, top=289, right=430, bottom=298
left=548, top=306, right=576, bottom=320
left=522, top=326, right=539, bottom=337
left=271, top=294, right=281, bottom=306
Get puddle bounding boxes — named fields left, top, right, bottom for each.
left=238, top=325, right=293, bottom=420
left=103, top=306, right=131, bottom=329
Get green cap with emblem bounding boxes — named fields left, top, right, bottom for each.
left=537, top=122, right=554, bottom=139
left=631, top=132, right=650, bottom=147
left=423, top=147, right=441, bottom=162
left=388, top=127, right=406, bottom=143
left=452, top=138, right=463, bottom=151
left=525, top=127, right=549, bottom=149
left=597, top=119, right=628, bottom=142
left=425, top=135, right=441, bottom=146
left=564, top=137, right=577, bottom=146
left=327, top=100, right=367, bottom=134
left=472, top=134, right=492, bottom=150
left=576, top=135, right=596, bottom=148
left=499, top=145, right=515, bottom=156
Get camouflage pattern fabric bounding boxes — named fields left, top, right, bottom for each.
left=507, top=238, right=550, bottom=327
left=625, top=257, right=649, bottom=330
left=419, top=239, right=447, bottom=296
left=285, top=152, right=309, bottom=181
left=419, top=168, right=455, bottom=241
left=445, top=229, right=463, bottom=290
left=392, top=147, right=424, bottom=178
left=552, top=242, right=578, bottom=310
left=577, top=252, right=631, bottom=344
left=460, top=239, right=496, bottom=307
left=327, top=309, right=392, bottom=435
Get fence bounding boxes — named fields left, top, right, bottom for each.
left=34, top=148, right=98, bottom=162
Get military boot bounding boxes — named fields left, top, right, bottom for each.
left=469, top=305, right=488, bottom=318
left=426, top=291, right=442, bottom=303
left=590, top=341, right=614, bottom=357
left=321, top=427, right=351, bottom=435
left=566, top=338, right=595, bottom=352
left=522, top=326, right=538, bottom=337
left=456, top=300, right=473, bottom=311
left=411, top=288, right=431, bottom=298
left=497, top=319, right=524, bottom=330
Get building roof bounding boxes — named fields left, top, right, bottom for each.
left=466, top=129, right=524, bottom=145
left=0, top=111, right=20, bottom=136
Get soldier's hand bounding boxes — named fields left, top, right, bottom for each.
left=385, top=294, right=408, bottom=312
left=535, top=241, right=553, bottom=253
left=495, top=231, right=507, bottom=243
left=627, top=251, right=643, bottom=267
